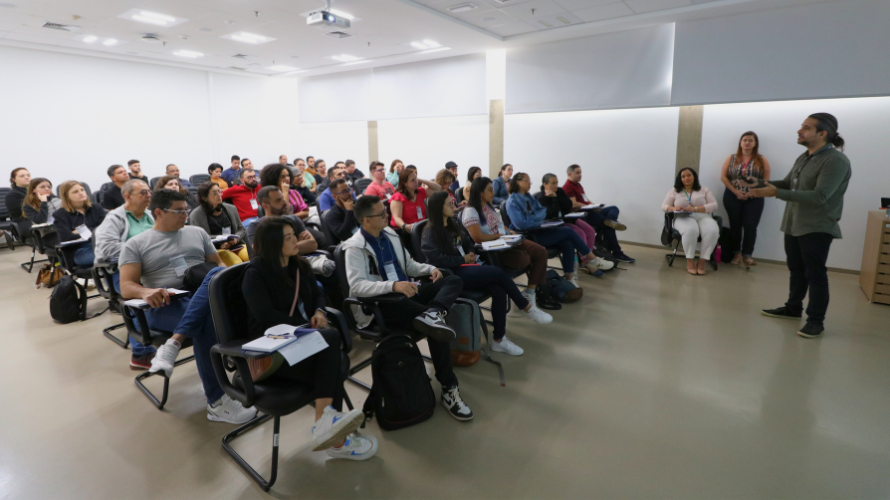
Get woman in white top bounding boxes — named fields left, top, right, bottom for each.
left=662, top=168, right=719, bottom=276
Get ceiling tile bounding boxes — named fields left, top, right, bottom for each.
left=486, top=20, right=537, bottom=36
left=552, top=0, right=620, bottom=9
left=0, top=0, right=50, bottom=17
left=623, top=0, right=692, bottom=14
left=572, top=2, right=633, bottom=22
left=499, top=0, right=568, bottom=21
left=477, top=0, right=539, bottom=8
left=524, top=10, right=583, bottom=30
left=460, top=8, right=518, bottom=28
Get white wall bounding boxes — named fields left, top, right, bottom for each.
left=293, top=121, right=369, bottom=170
left=504, top=107, right=680, bottom=247
left=699, top=97, right=890, bottom=270
left=0, top=45, right=298, bottom=192
left=377, top=115, right=489, bottom=182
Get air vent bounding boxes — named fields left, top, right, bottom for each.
left=326, top=31, right=353, bottom=39
left=490, top=0, right=519, bottom=4
left=447, top=3, right=477, bottom=13
left=42, top=22, right=80, bottom=32
left=141, top=34, right=161, bottom=43
left=227, top=66, right=248, bottom=71
left=232, top=54, right=257, bottom=60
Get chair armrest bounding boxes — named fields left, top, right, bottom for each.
left=309, top=249, right=332, bottom=259
left=324, top=307, right=352, bottom=353
left=343, top=296, right=395, bottom=332
left=210, top=343, right=256, bottom=407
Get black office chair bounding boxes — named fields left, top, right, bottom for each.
left=0, top=187, right=17, bottom=251
left=353, top=178, right=372, bottom=195
left=149, top=177, right=163, bottom=190
left=26, top=224, right=59, bottom=277
left=332, top=244, right=429, bottom=391
left=661, top=213, right=723, bottom=270
left=207, top=263, right=354, bottom=491
left=93, top=260, right=128, bottom=346
left=189, top=174, right=211, bottom=187
left=187, top=186, right=199, bottom=205
left=319, top=208, right=343, bottom=253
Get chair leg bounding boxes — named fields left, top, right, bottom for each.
left=343, top=388, right=354, bottom=411
left=134, top=354, right=195, bottom=410
left=20, top=248, right=47, bottom=273
left=103, top=323, right=129, bottom=348
left=221, top=414, right=279, bottom=492
left=665, top=240, right=680, bottom=267
left=347, top=356, right=373, bottom=391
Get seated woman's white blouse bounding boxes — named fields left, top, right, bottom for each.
left=661, top=186, right=718, bottom=214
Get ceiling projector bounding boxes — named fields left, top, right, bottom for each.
left=307, top=10, right=350, bottom=29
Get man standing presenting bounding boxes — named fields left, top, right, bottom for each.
left=128, top=160, right=147, bottom=181
left=754, top=113, right=851, bottom=339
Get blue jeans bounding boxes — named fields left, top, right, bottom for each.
left=454, top=265, right=529, bottom=339
left=242, top=217, right=258, bottom=228
left=584, top=205, right=622, bottom=254
left=532, top=226, right=591, bottom=273
left=73, top=243, right=94, bottom=267
left=142, top=266, right=226, bottom=405
left=114, top=273, right=157, bottom=358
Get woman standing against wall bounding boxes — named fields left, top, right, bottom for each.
left=720, top=131, right=771, bottom=269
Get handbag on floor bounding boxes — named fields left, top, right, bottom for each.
left=544, top=270, right=583, bottom=303
left=362, top=334, right=436, bottom=431
left=36, top=263, right=64, bottom=288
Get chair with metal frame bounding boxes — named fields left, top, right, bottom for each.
left=26, top=224, right=60, bottom=279
left=189, top=174, right=211, bottom=187
left=499, top=200, right=567, bottom=272
left=353, top=178, right=372, bottom=195
left=661, top=212, right=723, bottom=270
left=0, top=187, right=17, bottom=251
left=54, top=238, right=107, bottom=320
left=93, top=260, right=128, bottom=347
left=207, top=263, right=354, bottom=492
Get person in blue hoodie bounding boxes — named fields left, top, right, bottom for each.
left=505, top=172, right=606, bottom=290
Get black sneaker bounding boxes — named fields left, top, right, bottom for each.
left=614, top=252, right=635, bottom=263
left=761, top=306, right=803, bottom=320
left=412, top=309, right=456, bottom=342
left=797, top=322, right=824, bottom=339
left=441, top=385, right=473, bottom=421
left=130, top=352, right=156, bottom=370
left=604, top=219, right=627, bottom=231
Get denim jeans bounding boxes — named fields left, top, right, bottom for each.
left=141, top=266, right=226, bottom=405
left=784, top=232, right=833, bottom=324
left=532, top=226, right=592, bottom=273
left=584, top=205, right=622, bottom=254
left=454, top=265, right=529, bottom=339
left=241, top=217, right=258, bottom=228
left=73, top=243, right=94, bottom=267
left=723, top=190, right=765, bottom=257
left=113, top=273, right=156, bottom=358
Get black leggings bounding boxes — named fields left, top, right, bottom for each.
left=723, top=189, right=765, bottom=257
left=270, top=328, right=343, bottom=410
left=454, top=264, right=529, bottom=340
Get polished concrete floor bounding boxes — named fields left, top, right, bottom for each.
left=1, top=244, right=889, bottom=499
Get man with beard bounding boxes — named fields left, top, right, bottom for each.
left=221, top=167, right=260, bottom=225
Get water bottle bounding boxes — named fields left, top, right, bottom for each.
left=715, top=244, right=722, bottom=263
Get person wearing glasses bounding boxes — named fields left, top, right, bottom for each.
left=222, top=167, right=261, bottom=225
left=364, top=161, right=395, bottom=200
left=93, top=178, right=158, bottom=370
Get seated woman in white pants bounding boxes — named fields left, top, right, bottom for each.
left=662, top=168, right=719, bottom=275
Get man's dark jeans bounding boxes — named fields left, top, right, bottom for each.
left=784, top=232, right=834, bottom=324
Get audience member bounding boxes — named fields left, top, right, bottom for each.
left=155, top=175, right=197, bottom=211
left=662, top=168, right=719, bottom=276
left=720, top=131, right=771, bottom=268
left=422, top=192, right=552, bottom=356
left=208, top=163, right=228, bottom=190
left=363, top=162, right=395, bottom=200
left=53, top=181, right=107, bottom=266
left=325, top=179, right=359, bottom=243
left=245, top=186, right=320, bottom=260
left=313, top=160, right=327, bottom=187
left=506, top=172, right=602, bottom=290
left=343, top=159, right=364, bottom=188
left=261, top=164, right=309, bottom=219
left=221, top=155, right=241, bottom=186
left=343, top=195, right=474, bottom=421
left=22, top=177, right=62, bottom=224
left=164, top=164, right=192, bottom=188
left=563, top=164, right=635, bottom=263
left=119, top=189, right=256, bottom=424
left=536, top=174, right=614, bottom=275
left=279, top=154, right=292, bottom=167
left=386, top=159, right=404, bottom=186
left=303, top=156, right=318, bottom=193
left=7, top=167, right=31, bottom=222
left=292, top=166, right=317, bottom=206
left=242, top=218, right=374, bottom=459
left=222, top=168, right=260, bottom=225
left=445, top=161, right=460, bottom=191
left=101, top=164, right=130, bottom=210
left=458, top=166, right=481, bottom=204
left=127, top=159, right=147, bottom=181
left=306, top=156, right=316, bottom=170
left=492, top=164, right=511, bottom=206
left=390, top=169, right=442, bottom=255
left=189, top=181, right=248, bottom=265
left=317, top=162, right=341, bottom=197
left=317, top=167, right=350, bottom=213
left=435, top=169, right=464, bottom=207
left=93, top=179, right=156, bottom=368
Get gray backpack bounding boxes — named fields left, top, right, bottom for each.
left=446, top=298, right=506, bottom=386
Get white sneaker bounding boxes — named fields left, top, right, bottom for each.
left=311, top=406, right=364, bottom=451
left=510, top=290, right=534, bottom=317
left=207, top=394, right=258, bottom=424
left=326, top=432, right=378, bottom=461
left=568, top=276, right=579, bottom=289
left=491, top=336, right=524, bottom=356
left=412, top=309, right=456, bottom=342
left=587, top=257, right=615, bottom=271
left=522, top=305, right=553, bottom=324
left=149, top=339, right=181, bottom=377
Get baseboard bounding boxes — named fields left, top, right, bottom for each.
left=619, top=241, right=860, bottom=276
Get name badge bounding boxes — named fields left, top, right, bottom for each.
left=581, top=194, right=589, bottom=202
left=250, top=199, right=259, bottom=210
left=384, top=263, right=400, bottom=282
left=416, top=207, right=423, bottom=220
left=386, top=193, right=392, bottom=200
left=170, top=255, right=188, bottom=277
left=457, top=245, right=465, bottom=256
left=222, top=227, right=231, bottom=236
left=76, top=224, right=92, bottom=240
left=497, top=222, right=506, bottom=235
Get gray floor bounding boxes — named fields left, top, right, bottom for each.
left=2, top=244, right=889, bottom=500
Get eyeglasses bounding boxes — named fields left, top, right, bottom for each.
left=135, top=190, right=150, bottom=196
left=365, top=211, right=386, bottom=219
left=162, top=208, right=190, bottom=215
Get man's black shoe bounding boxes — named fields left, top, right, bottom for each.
left=761, top=306, right=802, bottom=320
left=797, top=322, right=824, bottom=339
left=614, top=252, right=635, bottom=263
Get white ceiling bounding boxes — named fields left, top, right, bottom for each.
left=0, top=0, right=829, bottom=78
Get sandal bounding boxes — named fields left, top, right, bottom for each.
left=743, top=257, right=756, bottom=268
left=730, top=254, right=742, bottom=265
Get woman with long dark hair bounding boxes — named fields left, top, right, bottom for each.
left=155, top=175, right=198, bottom=211
left=189, top=181, right=248, bottom=265
left=663, top=167, right=719, bottom=275
left=242, top=218, right=376, bottom=460
left=260, top=163, right=309, bottom=219
left=492, top=164, right=512, bottom=206
left=390, top=168, right=441, bottom=254
left=461, top=177, right=555, bottom=308
left=54, top=181, right=107, bottom=266
left=422, top=192, right=552, bottom=356
left=458, top=166, right=482, bottom=205
left=22, top=177, right=61, bottom=224
left=6, top=167, right=30, bottom=222
left=720, top=131, right=771, bottom=268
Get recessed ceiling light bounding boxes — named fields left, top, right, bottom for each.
left=119, top=8, right=187, bottom=27
left=173, top=50, right=203, bottom=58
left=82, top=35, right=97, bottom=43
left=410, top=40, right=441, bottom=50
left=140, top=10, right=176, bottom=23
left=267, top=65, right=298, bottom=72
left=410, top=41, right=426, bottom=50
left=225, top=31, right=274, bottom=44
left=422, top=39, right=440, bottom=48
left=447, top=3, right=477, bottom=14
left=331, top=54, right=361, bottom=62
left=132, top=15, right=167, bottom=26
left=103, top=39, right=117, bottom=46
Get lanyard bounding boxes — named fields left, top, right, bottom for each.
left=684, top=190, right=692, bottom=203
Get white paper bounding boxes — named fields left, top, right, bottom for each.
left=482, top=240, right=511, bottom=251
left=222, top=227, right=231, bottom=236
left=564, top=212, right=586, bottom=218
left=76, top=225, right=92, bottom=240
left=278, top=331, right=329, bottom=366
left=264, top=324, right=297, bottom=336
left=242, top=335, right=297, bottom=353
left=540, top=221, right=564, bottom=228
left=500, top=235, right=522, bottom=242
left=123, top=288, right=189, bottom=308
left=580, top=204, right=605, bottom=210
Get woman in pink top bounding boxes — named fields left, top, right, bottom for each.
left=662, top=168, right=720, bottom=276
left=390, top=168, right=442, bottom=254
left=260, top=164, right=309, bottom=219
left=364, top=161, right=396, bottom=200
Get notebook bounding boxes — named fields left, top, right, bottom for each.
left=123, top=288, right=189, bottom=309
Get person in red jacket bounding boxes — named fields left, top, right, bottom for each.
left=221, top=168, right=260, bottom=225
left=562, top=164, right=634, bottom=263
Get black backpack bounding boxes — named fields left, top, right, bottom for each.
left=362, top=334, right=436, bottom=431
left=49, top=275, right=86, bottom=324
